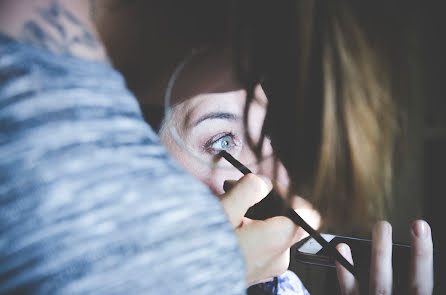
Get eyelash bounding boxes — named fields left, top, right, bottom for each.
left=203, top=132, right=238, bottom=154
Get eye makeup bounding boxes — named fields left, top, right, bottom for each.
left=203, top=132, right=241, bottom=155
left=218, top=150, right=359, bottom=280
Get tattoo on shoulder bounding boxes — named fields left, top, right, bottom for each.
left=21, top=1, right=98, bottom=55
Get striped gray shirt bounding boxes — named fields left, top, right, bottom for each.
left=0, top=33, right=245, bottom=295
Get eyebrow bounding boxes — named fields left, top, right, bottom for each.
left=192, top=112, right=240, bottom=127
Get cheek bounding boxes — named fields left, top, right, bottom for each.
left=171, top=156, right=240, bottom=196
left=202, top=176, right=225, bottom=195
left=257, top=156, right=291, bottom=190
left=162, top=133, right=213, bottom=185
left=161, top=126, right=246, bottom=195
left=247, top=101, right=267, bottom=142
left=201, top=169, right=244, bottom=196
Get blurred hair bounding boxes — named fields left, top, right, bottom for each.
left=233, top=0, right=400, bottom=233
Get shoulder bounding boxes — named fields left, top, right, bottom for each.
left=0, top=32, right=245, bottom=294
left=0, top=1, right=108, bottom=62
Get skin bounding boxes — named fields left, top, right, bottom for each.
left=160, top=84, right=288, bottom=195
left=0, top=0, right=435, bottom=293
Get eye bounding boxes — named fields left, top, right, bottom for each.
left=210, top=134, right=234, bottom=151
left=203, top=133, right=239, bottom=155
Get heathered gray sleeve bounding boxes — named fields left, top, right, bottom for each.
left=0, top=34, right=246, bottom=295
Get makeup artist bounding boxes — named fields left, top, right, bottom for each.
left=0, top=1, right=319, bottom=294
left=0, top=1, right=435, bottom=295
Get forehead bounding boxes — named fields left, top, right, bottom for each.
left=170, top=85, right=267, bottom=126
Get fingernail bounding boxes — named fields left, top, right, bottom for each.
left=258, top=175, right=273, bottom=189
left=373, top=220, right=391, bottom=239
left=337, top=244, right=353, bottom=264
left=412, top=220, right=429, bottom=239
left=338, top=244, right=347, bottom=256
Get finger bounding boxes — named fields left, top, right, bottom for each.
left=268, top=248, right=291, bottom=278
left=263, top=217, right=301, bottom=252
left=220, top=174, right=272, bottom=227
left=249, top=248, right=291, bottom=283
left=409, top=220, right=433, bottom=295
left=294, top=208, right=322, bottom=240
left=370, top=221, right=393, bottom=295
left=240, top=225, right=292, bottom=286
left=336, top=243, right=359, bottom=295
left=240, top=216, right=301, bottom=254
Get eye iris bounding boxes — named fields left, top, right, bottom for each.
left=221, top=138, right=231, bottom=149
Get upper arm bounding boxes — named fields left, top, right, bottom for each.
left=0, top=0, right=107, bottom=62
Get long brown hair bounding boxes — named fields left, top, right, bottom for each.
left=234, top=0, right=399, bottom=233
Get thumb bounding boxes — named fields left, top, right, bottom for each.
left=220, top=173, right=272, bottom=228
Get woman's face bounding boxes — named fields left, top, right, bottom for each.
left=160, top=84, right=290, bottom=195
left=157, top=51, right=320, bottom=231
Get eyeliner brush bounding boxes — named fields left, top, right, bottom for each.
left=219, top=151, right=253, bottom=175
left=218, top=150, right=358, bottom=279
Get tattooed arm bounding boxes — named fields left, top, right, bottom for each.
left=0, top=0, right=108, bottom=62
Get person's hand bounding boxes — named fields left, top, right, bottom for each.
left=219, top=174, right=311, bottom=286
left=335, top=220, right=434, bottom=295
